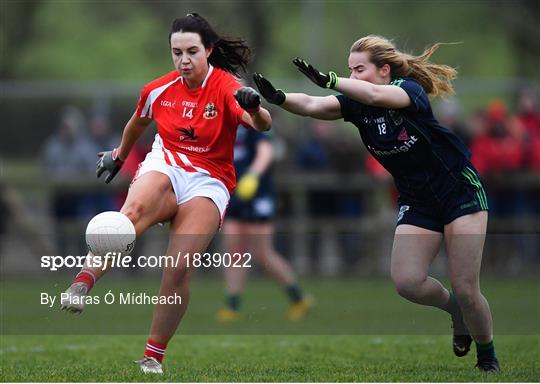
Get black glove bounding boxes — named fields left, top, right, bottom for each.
left=253, top=73, right=286, bottom=105
left=96, top=148, right=124, bottom=184
left=292, top=57, right=338, bottom=89
left=234, top=87, right=261, bottom=113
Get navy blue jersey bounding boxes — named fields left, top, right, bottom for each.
left=233, top=125, right=273, bottom=196
left=336, top=77, right=472, bottom=204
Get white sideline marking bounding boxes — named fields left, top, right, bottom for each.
left=0, top=344, right=99, bottom=354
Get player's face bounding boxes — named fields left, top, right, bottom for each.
left=348, top=51, right=390, bottom=85
left=170, top=32, right=212, bottom=87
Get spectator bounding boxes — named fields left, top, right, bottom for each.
left=470, top=101, right=525, bottom=175
left=41, top=106, right=95, bottom=254
left=515, top=87, right=540, bottom=139
left=470, top=101, right=526, bottom=217
left=79, top=114, right=122, bottom=217
left=514, top=88, right=540, bottom=224
left=515, top=88, right=540, bottom=170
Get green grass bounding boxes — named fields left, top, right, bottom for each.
left=1, top=277, right=539, bottom=382
left=1, top=335, right=539, bottom=382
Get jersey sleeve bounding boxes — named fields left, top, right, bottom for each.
left=335, top=94, right=362, bottom=122
left=135, top=83, right=153, bottom=119
left=393, top=78, right=430, bottom=113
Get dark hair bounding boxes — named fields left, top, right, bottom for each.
left=169, top=13, right=251, bottom=77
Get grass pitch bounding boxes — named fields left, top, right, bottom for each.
left=1, top=277, right=539, bottom=382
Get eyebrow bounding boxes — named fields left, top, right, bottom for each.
left=172, top=46, right=199, bottom=51
left=349, top=64, right=365, bottom=71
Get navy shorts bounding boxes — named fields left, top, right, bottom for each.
left=397, top=166, right=489, bottom=232
left=226, top=194, right=275, bottom=223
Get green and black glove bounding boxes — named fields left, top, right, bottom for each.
left=253, top=73, right=286, bottom=105
left=96, top=148, right=124, bottom=184
left=292, top=57, right=338, bottom=89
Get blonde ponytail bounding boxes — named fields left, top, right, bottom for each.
left=350, top=35, right=458, bottom=96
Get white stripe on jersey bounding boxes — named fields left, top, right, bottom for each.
left=178, top=153, right=211, bottom=175
left=201, top=64, right=214, bottom=88
left=156, top=136, right=177, bottom=166
left=164, top=149, right=179, bottom=167
left=156, top=134, right=211, bottom=175
left=141, top=77, right=182, bottom=118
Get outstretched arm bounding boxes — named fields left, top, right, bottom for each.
left=292, top=58, right=411, bottom=109
left=334, top=78, right=410, bottom=109
left=282, top=94, right=342, bottom=120
left=253, top=73, right=342, bottom=120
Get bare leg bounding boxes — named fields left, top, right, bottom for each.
left=445, top=211, right=493, bottom=344
left=390, top=224, right=449, bottom=308
left=245, top=222, right=296, bottom=286
left=81, top=171, right=178, bottom=281
left=148, top=197, right=220, bottom=345
left=221, top=220, right=250, bottom=296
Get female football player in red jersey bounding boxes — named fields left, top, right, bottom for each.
left=253, top=36, right=499, bottom=373
left=60, top=13, right=271, bottom=374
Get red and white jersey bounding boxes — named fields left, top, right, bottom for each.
left=135, top=65, right=247, bottom=192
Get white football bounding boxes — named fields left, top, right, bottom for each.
left=85, top=211, right=136, bottom=256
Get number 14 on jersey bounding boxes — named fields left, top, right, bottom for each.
left=182, top=107, right=194, bottom=119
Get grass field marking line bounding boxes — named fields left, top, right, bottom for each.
left=0, top=346, right=45, bottom=353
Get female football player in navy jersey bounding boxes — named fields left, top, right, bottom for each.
left=216, top=124, right=312, bottom=322
left=60, top=13, right=271, bottom=374
left=253, top=35, right=499, bottom=372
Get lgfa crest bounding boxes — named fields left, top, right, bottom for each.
left=203, top=102, right=218, bottom=119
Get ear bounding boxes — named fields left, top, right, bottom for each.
left=380, top=63, right=391, bottom=78
left=206, top=47, right=213, bottom=58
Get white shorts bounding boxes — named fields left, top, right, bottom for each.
left=133, top=137, right=230, bottom=222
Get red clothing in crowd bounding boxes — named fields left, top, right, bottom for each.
left=470, top=101, right=525, bottom=175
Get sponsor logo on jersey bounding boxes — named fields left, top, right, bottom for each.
left=178, top=145, right=211, bottom=153
left=203, top=102, right=218, bottom=119
left=160, top=100, right=176, bottom=108
left=398, top=205, right=409, bottom=221
left=398, top=128, right=410, bottom=141
left=176, top=126, right=198, bottom=141
left=182, top=100, right=197, bottom=108
left=367, top=135, right=418, bottom=156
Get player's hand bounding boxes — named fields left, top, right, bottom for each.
left=236, top=173, right=260, bottom=201
left=234, top=87, right=261, bottom=113
left=292, top=57, right=338, bottom=89
left=253, top=73, right=286, bottom=105
left=96, top=148, right=124, bottom=184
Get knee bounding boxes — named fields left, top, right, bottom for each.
left=453, top=283, right=481, bottom=309
left=162, top=265, right=193, bottom=288
left=121, top=200, right=145, bottom=226
left=392, top=274, right=425, bottom=300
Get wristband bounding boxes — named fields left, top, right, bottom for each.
left=326, top=71, right=338, bottom=89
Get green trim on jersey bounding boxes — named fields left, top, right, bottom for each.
left=390, top=78, right=405, bottom=87
left=462, top=167, right=488, bottom=210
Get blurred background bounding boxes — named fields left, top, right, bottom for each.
left=1, top=0, right=539, bottom=280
